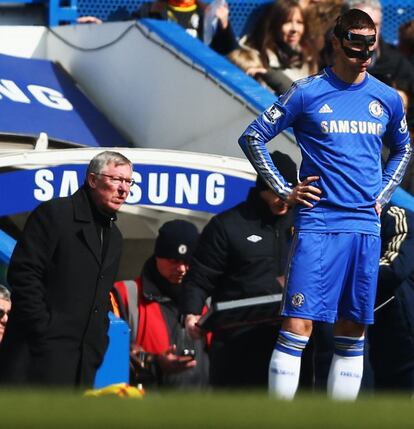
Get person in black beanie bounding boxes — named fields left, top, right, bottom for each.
left=180, top=151, right=297, bottom=388
left=112, top=219, right=210, bottom=389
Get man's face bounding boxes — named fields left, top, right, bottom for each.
left=156, top=257, right=189, bottom=285
left=334, top=28, right=376, bottom=73
left=260, top=189, right=290, bottom=216
left=87, top=162, right=133, bottom=214
left=0, top=298, right=11, bottom=343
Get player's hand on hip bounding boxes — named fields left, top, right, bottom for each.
left=375, top=201, right=382, bottom=216
left=286, top=176, right=321, bottom=208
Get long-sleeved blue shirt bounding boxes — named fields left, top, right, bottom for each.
left=239, top=67, right=412, bottom=235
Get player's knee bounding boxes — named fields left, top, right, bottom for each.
left=282, top=317, right=313, bottom=337
left=334, top=319, right=365, bottom=337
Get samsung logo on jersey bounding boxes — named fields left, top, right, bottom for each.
left=321, top=120, right=382, bottom=135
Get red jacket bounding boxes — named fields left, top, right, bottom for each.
left=114, top=277, right=171, bottom=354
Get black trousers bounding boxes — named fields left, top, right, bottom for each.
left=209, top=323, right=279, bottom=388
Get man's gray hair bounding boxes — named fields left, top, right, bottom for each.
left=0, top=285, right=11, bottom=302
left=343, top=0, right=382, bottom=13
left=87, top=151, right=132, bottom=176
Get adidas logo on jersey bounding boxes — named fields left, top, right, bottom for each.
left=319, top=104, right=333, bottom=113
left=247, top=234, right=262, bottom=243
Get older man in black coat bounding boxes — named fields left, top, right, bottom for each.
left=0, top=151, right=133, bottom=387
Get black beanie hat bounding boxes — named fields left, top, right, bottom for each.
left=255, top=150, right=298, bottom=191
left=154, top=220, right=199, bottom=262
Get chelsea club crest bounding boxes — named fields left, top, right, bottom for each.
left=291, top=293, right=305, bottom=308
left=369, top=100, right=383, bottom=118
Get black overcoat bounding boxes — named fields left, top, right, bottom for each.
left=0, top=186, right=123, bottom=386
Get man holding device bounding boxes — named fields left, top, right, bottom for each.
left=113, top=219, right=209, bottom=388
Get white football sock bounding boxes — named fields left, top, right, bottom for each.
left=327, top=335, right=365, bottom=401
left=269, top=349, right=302, bottom=399
left=268, top=330, right=309, bottom=399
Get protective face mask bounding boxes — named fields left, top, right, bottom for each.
left=337, top=31, right=376, bottom=60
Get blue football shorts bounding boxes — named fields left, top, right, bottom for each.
left=280, top=232, right=381, bottom=324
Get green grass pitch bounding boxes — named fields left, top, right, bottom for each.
left=1, top=389, right=414, bottom=428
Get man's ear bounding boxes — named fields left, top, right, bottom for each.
left=331, top=35, right=340, bottom=50
left=87, top=173, right=97, bottom=189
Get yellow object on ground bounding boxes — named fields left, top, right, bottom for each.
left=84, top=383, right=145, bottom=398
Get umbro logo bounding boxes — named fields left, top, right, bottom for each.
left=319, top=104, right=333, bottom=113
left=247, top=235, right=262, bottom=243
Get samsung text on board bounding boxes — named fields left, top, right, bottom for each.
left=33, top=169, right=226, bottom=206
left=0, top=79, right=73, bottom=111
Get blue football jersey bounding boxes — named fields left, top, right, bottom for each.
left=239, top=67, right=412, bottom=235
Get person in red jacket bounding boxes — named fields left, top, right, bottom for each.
left=113, top=219, right=209, bottom=388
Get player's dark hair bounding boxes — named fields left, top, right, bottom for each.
left=333, top=8, right=376, bottom=38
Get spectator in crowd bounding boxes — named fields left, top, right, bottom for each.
left=398, top=19, right=414, bottom=67
left=239, top=8, right=412, bottom=400
left=0, top=285, right=11, bottom=344
left=113, top=220, right=209, bottom=389
left=368, top=205, right=414, bottom=391
left=134, top=0, right=238, bottom=55
left=0, top=151, right=133, bottom=387
left=238, top=0, right=318, bottom=94
left=181, top=151, right=297, bottom=388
